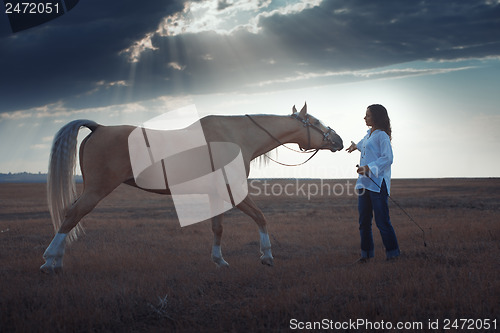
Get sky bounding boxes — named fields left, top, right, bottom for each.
left=1, top=0, right=499, bottom=179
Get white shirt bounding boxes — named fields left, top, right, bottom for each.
left=355, top=129, right=393, bottom=195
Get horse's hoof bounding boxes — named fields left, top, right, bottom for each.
left=260, top=255, right=274, bottom=266
left=215, top=262, right=230, bottom=268
left=40, top=263, right=55, bottom=275
left=40, top=260, right=63, bottom=275
left=212, top=257, right=230, bottom=268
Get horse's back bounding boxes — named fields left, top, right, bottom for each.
left=80, top=117, right=253, bottom=189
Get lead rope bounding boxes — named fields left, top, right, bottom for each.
left=263, top=149, right=320, bottom=167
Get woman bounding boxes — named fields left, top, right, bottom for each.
left=346, top=104, right=400, bottom=262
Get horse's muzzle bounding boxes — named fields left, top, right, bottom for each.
left=329, top=135, right=343, bottom=152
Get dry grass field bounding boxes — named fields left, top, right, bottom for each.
left=0, top=179, right=499, bottom=332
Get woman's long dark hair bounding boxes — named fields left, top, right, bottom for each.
left=368, top=104, right=392, bottom=141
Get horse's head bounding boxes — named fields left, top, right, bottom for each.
left=291, top=103, right=343, bottom=152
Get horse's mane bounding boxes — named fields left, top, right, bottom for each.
left=251, top=147, right=278, bottom=167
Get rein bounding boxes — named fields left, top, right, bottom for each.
left=245, top=114, right=321, bottom=167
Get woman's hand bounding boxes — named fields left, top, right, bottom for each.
left=356, top=165, right=370, bottom=175
left=346, top=141, right=357, bottom=153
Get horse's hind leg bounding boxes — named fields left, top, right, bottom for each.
left=40, top=233, right=67, bottom=274
left=236, top=196, right=274, bottom=266
left=40, top=190, right=106, bottom=274
left=211, top=214, right=230, bottom=267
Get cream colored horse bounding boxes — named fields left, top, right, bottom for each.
left=40, top=103, right=343, bottom=274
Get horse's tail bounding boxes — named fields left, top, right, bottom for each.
left=47, top=120, right=99, bottom=243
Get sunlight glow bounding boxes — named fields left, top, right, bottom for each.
left=121, top=0, right=322, bottom=63
left=120, top=32, right=158, bottom=63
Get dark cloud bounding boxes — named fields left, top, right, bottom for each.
left=259, top=0, right=500, bottom=69
left=0, top=0, right=184, bottom=112
left=1, top=0, right=499, bottom=114
left=217, top=0, right=232, bottom=11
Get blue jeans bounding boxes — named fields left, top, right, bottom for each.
left=358, top=180, right=400, bottom=259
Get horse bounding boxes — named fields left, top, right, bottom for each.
left=40, top=103, right=343, bottom=274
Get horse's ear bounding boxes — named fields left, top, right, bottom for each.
left=299, top=102, right=307, bottom=117
left=292, top=105, right=298, bottom=114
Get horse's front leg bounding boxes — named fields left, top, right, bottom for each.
left=258, top=226, right=273, bottom=266
left=211, top=214, right=229, bottom=267
left=40, top=233, right=67, bottom=274
left=237, top=196, right=274, bottom=266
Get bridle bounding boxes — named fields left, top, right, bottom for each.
left=245, top=113, right=339, bottom=166
left=290, top=113, right=339, bottom=152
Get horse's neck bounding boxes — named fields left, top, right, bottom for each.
left=238, top=115, right=299, bottom=158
